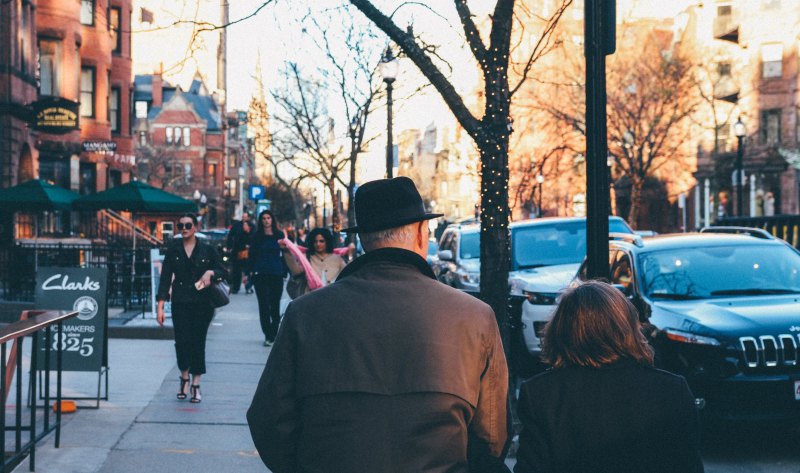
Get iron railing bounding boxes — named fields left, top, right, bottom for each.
left=0, top=243, right=156, bottom=310
left=0, top=309, right=78, bottom=472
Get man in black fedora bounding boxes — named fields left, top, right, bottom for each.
left=248, top=176, right=510, bottom=472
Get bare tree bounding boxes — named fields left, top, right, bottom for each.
left=302, top=7, right=385, bottom=231
left=269, top=63, right=350, bottom=229
left=347, top=0, right=572, bottom=343
left=135, top=145, right=191, bottom=192
left=540, top=28, right=700, bottom=228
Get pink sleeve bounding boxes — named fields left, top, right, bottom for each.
left=281, top=239, right=322, bottom=290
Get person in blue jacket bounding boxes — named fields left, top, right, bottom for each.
left=248, top=210, right=287, bottom=346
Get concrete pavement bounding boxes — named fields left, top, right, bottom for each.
left=15, top=292, right=273, bottom=473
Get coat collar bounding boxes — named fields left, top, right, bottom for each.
left=337, top=247, right=436, bottom=281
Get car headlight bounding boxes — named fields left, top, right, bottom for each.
left=663, top=329, right=721, bottom=346
left=522, top=290, right=559, bottom=305
left=456, top=270, right=480, bottom=284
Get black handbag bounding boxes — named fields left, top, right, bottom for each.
left=286, top=272, right=307, bottom=300
left=207, top=279, right=231, bottom=308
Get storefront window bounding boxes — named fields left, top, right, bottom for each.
left=39, top=157, right=70, bottom=190
left=79, top=163, right=97, bottom=195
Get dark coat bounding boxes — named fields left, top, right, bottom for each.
left=514, top=361, right=704, bottom=473
left=156, top=240, right=227, bottom=305
left=247, top=248, right=509, bottom=473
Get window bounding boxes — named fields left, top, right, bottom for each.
left=761, top=43, right=783, bottom=79
left=761, top=109, right=781, bottom=145
left=80, top=0, right=94, bottom=25
left=208, top=163, right=217, bottom=186
left=110, top=7, right=121, bottom=54
left=38, top=39, right=60, bottom=96
left=139, top=131, right=147, bottom=145
left=717, top=5, right=732, bottom=17
left=79, top=162, right=97, bottom=195
left=110, top=87, right=120, bottom=133
left=717, top=61, right=732, bottom=78
left=135, top=100, right=148, bottom=118
left=80, top=67, right=95, bottom=117
left=183, top=127, right=190, bottom=146
left=166, top=127, right=173, bottom=144
left=174, top=127, right=181, bottom=145
left=610, top=251, right=634, bottom=294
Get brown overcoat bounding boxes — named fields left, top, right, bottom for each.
left=247, top=248, right=509, bottom=472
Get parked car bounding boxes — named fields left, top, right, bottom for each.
left=426, top=239, right=439, bottom=266
left=574, top=230, right=800, bottom=421
left=515, top=217, right=635, bottom=366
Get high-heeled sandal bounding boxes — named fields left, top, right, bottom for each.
left=190, top=384, right=202, bottom=403
left=177, top=377, right=189, bottom=400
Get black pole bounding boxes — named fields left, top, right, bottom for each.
left=736, top=135, right=744, bottom=216
left=538, top=182, right=543, bottom=217
left=385, top=79, right=394, bottom=179
left=584, top=0, right=615, bottom=280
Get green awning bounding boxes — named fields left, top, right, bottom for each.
left=73, top=180, right=197, bottom=213
left=0, top=179, right=80, bottom=212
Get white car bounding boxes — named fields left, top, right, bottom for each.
left=515, top=217, right=635, bottom=367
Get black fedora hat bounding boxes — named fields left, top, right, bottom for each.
left=342, top=177, right=443, bottom=233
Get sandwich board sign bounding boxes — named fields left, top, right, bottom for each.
left=34, top=267, right=108, bottom=372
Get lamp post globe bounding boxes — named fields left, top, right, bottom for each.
left=381, top=47, right=399, bottom=179
left=536, top=173, right=544, bottom=217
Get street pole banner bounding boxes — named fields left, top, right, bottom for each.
left=150, top=248, right=172, bottom=319
left=34, top=267, right=108, bottom=372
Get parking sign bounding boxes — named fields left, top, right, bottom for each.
left=249, top=185, right=266, bottom=201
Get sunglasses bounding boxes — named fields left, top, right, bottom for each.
left=176, top=222, right=194, bottom=231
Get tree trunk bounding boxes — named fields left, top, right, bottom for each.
left=627, top=178, right=644, bottom=229
left=477, top=127, right=511, bottom=352
left=329, top=181, right=340, bottom=231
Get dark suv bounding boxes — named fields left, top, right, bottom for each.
left=576, top=229, right=800, bottom=421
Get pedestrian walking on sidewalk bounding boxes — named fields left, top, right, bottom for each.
left=226, top=211, right=253, bottom=294
left=514, top=281, right=704, bottom=473
left=248, top=210, right=287, bottom=346
left=156, top=213, right=227, bottom=404
left=281, top=228, right=348, bottom=295
left=248, top=177, right=510, bottom=473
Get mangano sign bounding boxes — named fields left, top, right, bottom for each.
left=35, top=267, right=108, bottom=372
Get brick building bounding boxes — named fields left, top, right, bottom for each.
left=687, top=0, right=800, bottom=220
left=133, top=73, right=228, bottom=227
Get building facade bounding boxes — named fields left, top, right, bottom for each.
left=687, top=0, right=800, bottom=220
left=133, top=73, right=230, bottom=227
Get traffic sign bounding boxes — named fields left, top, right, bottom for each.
left=249, top=185, right=266, bottom=201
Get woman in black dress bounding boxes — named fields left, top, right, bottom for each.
left=156, top=213, right=226, bottom=403
left=514, top=281, right=704, bottom=473
left=248, top=210, right=287, bottom=346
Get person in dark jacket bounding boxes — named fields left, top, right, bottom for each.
left=248, top=209, right=287, bottom=346
left=247, top=177, right=509, bottom=473
left=156, top=213, right=227, bottom=403
left=514, top=281, right=704, bottom=473
left=226, top=211, right=252, bottom=294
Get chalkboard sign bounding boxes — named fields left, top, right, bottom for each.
left=34, top=267, right=108, bottom=372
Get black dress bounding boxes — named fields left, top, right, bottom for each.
left=156, top=240, right=226, bottom=375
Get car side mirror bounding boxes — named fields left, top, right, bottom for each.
left=438, top=249, right=454, bottom=261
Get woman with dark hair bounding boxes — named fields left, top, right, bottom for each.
left=514, top=281, right=704, bottom=473
left=283, top=228, right=347, bottom=291
left=248, top=210, right=287, bottom=346
left=156, top=213, right=226, bottom=403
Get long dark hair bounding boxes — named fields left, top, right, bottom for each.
left=253, top=210, right=283, bottom=242
left=305, top=228, right=334, bottom=257
left=542, top=281, right=654, bottom=369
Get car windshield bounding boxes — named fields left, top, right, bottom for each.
left=639, top=244, right=800, bottom=299
left=460, top=232, right=479, bottom=259
left=511, top=219, right=632, bottom=270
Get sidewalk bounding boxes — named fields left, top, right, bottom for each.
left=16, top=292, right=273, bottom=473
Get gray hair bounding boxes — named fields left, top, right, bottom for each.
left=359, top=224, right=416, bottom=251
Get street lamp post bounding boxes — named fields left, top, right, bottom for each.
left=380, top=47, right=399, bottom=179
left=733, top=118, right=746, bottom=217
left=536, top=173, right=544, bottom=217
